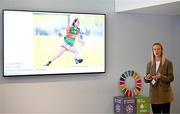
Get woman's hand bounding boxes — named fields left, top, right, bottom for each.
left=156, top=73, right=161, bottom=79
left=145, top=74, right=152, bottom=80
left=151, top=73, right=161, bottom=80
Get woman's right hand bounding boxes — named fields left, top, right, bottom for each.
left=145, top=74, right=152, bottom=80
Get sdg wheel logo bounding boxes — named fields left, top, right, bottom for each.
left=120, top=70, right=142, bottom=97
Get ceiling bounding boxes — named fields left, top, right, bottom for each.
left=119, top=1, right=180, bottom=16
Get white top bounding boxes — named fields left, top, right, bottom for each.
left=156, top=61, right=161, bottom=72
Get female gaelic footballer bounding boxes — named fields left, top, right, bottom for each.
left=44, top=18, right=84, bottom=66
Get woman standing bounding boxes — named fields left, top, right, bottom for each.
left=144, top=42, right=174, bottom=114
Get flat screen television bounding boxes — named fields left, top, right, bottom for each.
left=3, top=9, right=106, bottom=77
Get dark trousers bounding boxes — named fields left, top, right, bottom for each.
left=151, top=103, right=171, bottom=114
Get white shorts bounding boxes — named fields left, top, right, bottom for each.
left=61, top=42, right=72, bottom=51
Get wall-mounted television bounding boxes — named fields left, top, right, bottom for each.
left=3, top=9, right=106, bottom=77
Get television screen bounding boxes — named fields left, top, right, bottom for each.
left=3, top=10, right=106, bottom=76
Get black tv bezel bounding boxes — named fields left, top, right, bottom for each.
left=2, top=9, right=106, bottom=77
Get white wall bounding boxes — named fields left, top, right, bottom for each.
left=0, top=0, right=179, bottom=113
left=173, top=16, right=180, bottom=112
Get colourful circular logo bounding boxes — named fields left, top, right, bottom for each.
left=120, top=70, right=142, bottom=97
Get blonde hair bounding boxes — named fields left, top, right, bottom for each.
left=151, top=42, right=165, bottom=65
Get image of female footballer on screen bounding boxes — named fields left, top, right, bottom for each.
left=44, top=18, right=84, bottom=66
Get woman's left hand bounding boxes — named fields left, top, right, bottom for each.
left=156, top=73, right=161, bottom=79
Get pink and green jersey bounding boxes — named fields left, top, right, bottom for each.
left=64, top=27, right=80, bottom=46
